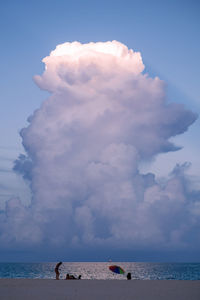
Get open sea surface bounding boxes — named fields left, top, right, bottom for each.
left=0, top=262, right=200, bottom=280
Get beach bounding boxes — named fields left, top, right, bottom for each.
left=0, top=279, right=199, bottom=300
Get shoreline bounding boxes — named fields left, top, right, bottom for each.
left=0, top=279, right=200, bottom=300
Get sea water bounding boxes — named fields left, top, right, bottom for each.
left=0, top=262, right=200, bottom=280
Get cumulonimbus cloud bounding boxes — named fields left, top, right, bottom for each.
left=1, top=41, right=199, bottom=258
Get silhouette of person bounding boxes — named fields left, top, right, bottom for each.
left=66, top=273, right=70, bottom=280
left=65, top=274, right=82, bottom=280
left=55, top=262, right=62, bottom=280
left=66, top=273, right=76, bottom=279
left=127, top=272, right=131, bottom=280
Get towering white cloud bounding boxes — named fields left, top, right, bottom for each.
left=1, top=41, right=199, bottom=258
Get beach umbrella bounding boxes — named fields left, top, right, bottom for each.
left=109, top=265, right=125, bottom=274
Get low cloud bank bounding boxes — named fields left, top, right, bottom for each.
left=1, top=41, right=199, bottom=260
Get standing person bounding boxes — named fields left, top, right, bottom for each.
left=127, top=272, right=131, bottom=280
left=55, top=262, right=62, bottom=280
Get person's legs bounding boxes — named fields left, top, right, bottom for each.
left=55, top=270, right=60, bottom=280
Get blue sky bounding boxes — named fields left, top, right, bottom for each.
left=0, top=0, right=200, bottom=262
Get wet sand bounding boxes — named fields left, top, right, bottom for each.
left=0, top=279, right=199, bottom=300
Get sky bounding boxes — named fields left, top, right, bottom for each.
left=0, top=0, right=200, bottom=262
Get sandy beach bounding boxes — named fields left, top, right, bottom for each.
left=0, top=279, right=199, bottom=300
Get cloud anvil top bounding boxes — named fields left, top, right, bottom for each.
left=1, top=41, right=199, bottom=260
left=35, top=41, right=144, bottom=94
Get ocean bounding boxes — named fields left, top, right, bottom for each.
left=0, top=262, right=200, bottom=280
